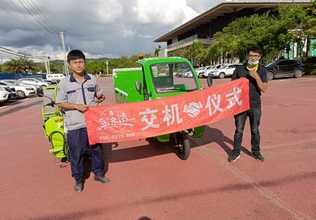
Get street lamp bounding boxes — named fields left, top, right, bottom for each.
left=106, top=60, right=109, bottom=75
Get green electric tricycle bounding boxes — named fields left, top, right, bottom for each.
left=41, top=85, right=69, bottom=166
left=113, top=54, right=212, bottom=160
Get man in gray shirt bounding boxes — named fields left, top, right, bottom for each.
left=56, top=50, right=109, bottom=192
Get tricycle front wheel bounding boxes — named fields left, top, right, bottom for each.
left=174, top=132, right=190, bottom=160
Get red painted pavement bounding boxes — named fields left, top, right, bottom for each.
left=0, top=76, right=315, bottom=220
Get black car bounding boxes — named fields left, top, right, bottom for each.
left=265, top=59, right=305, bottom=81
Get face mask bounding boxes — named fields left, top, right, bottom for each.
left=248, top=60, right=259, bottom=65
left=248, top=60, right=259, bottom=66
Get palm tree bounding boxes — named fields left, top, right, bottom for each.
left=2, top=56, right=39, bottom=73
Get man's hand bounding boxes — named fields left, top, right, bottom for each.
left=76, top=104, right=89, bottom=112
left=96, top=93, right=105, bottom=103
left=248, top=69, right=259, bottom=79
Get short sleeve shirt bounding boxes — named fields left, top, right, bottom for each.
left=231, top=65, right=268, bottom=108
left=56, top=73, right=102, bottom=130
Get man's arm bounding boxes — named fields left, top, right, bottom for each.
left=231, top=68, right=238, bottom=81
left=56, top=102, right=88, bottom=112
left=56, top=79, right=88, bottom=112
left=249, top=69, right=268, bottom=93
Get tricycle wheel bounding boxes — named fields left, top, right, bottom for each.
left=174, top=132, right=190, bottom=160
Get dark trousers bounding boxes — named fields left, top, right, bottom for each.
left=67, top=128, right=104, bottom=180
left=232, top=108, right=262, bottom=154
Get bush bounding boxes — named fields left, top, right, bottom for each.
left=98, top=74, right=112, bottom=77
left=309, top=69, right=316, bottom=75
left=303, top=56, right=316, bottom=63
left=303, top=63, right=316, bottom=75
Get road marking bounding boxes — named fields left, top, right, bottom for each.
left=191, top=139, right=315, bottom=220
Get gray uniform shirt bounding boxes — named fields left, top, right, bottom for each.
left=56, top=73, right=102, bottom=131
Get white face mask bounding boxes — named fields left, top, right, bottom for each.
left=248, top=60, right=259, bottom=65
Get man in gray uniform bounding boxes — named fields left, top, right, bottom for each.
left=56, top=49, right=109, bottom=192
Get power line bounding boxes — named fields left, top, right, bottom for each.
left=0, top=4, right=56, bottom=42
left=0, top=46, right=28, bottom=57
left=19, top=0, right=57, bottom=37
left=8, top=0, right=57, bottom=41
left=29, top=0, right=60, bottom=32
left=43, top=39, right=62, bottom=55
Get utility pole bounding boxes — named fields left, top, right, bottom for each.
left=41, top=53, right=50, bottom=74
left=47, top=56, right=50, bottom=74
left=106, top=60, right=109, bottom=75
left=59, top=31, right=69, bottom=76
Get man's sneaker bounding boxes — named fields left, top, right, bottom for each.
left=94, top=175, right=110, bottom=184
left=252, top=152, right=264, bottom=162
left=228, top=153, right=240, bottom=162
left=74, top=178, right=83, bottom=193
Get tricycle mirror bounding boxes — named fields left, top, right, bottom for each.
left=135, top=81, right=142, bottom=93
left=207, top=75, right=213, bottom=87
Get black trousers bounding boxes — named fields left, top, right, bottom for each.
left=67, top=128, right=104, bottom=180
left=232, top=108, right=262, bottom=154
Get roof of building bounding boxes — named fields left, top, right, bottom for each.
left=154, top=0, right=310, bottom=42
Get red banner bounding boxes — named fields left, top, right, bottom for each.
left=84, top=78, right=249, bottom=144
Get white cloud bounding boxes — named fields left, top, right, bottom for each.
left=0, top=0, right=223, bottom=60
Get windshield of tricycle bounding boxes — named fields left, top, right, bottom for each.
left=150, top=62, right=199, bottom=94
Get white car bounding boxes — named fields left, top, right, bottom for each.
left=0, top=81, right=36, bottom=99
left=196, top=66, right=213, bottom=78
left=0, top=85, right=18, bottom=100
left=209, top=64, right=242, bottom=79
left=2, top=79, right=44, bottom=97
left=46, top=74, right=65, bottom=82
left=0, top=86, right=9, bottom=104
left=203, top=64, right=223, bottom=78
left=17, top=78, right=50, bottom=87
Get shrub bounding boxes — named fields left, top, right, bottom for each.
left=309, top=69, right=316, bottom=75
left=303, top=63, right=316, bottom=75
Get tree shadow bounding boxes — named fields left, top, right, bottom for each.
left=0, top=100, right=42, bottom=117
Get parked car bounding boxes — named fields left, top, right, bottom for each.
left=2, top=79, right=44, bottom=97
left=0, top=86, right=9, bottom=104
left=17, top=78, right=50, bottom=88
left=0, top=85, right=18, bottom=100
left=34, top=77, right=55, bottom=85
left=265, top=59, right=305, bottom=81
left=195, top=66, right=211, bottom=78
left=203, top=64, right=224, bottom=78
left=0, top=81, right=36, bottom=99
left=209, top=64, right=242, bottom=79
left=46, top=74, right=65, bottom=82
left=195, top=66, right=215, bottom=78
left=177, top=68, right=191, bottom=77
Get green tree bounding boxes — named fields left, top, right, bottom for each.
left=2, top=56, right=39, bottom=73
left=185, top=41, right=206, bottom=66
left=277, top=3, right=308, bottom=58
left=205, top=40, right=222, bottom=64
left=214, top=12, right=278, bottom=61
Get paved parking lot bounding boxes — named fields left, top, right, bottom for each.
left=0, top=76, right=315, bottom=220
